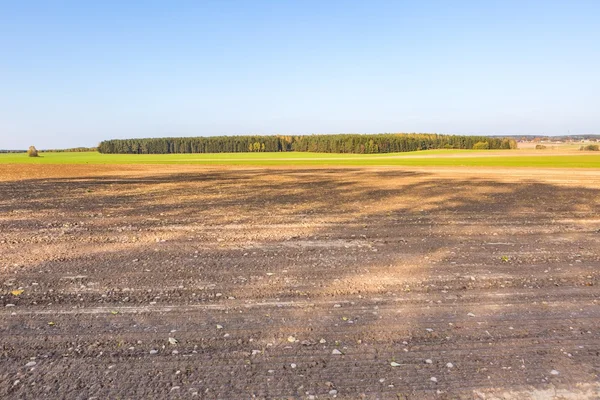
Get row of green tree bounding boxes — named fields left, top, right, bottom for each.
left=41, top=147, right=98, bottom=152
left=98, top=134, right=516, bottom=154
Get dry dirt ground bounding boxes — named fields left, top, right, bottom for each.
left=1, top=165, right=599, bottom=399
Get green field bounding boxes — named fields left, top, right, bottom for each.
left=1, top=150, right=599, bottom=168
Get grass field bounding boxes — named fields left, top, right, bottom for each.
left=1, top=149, right=599, bottom=167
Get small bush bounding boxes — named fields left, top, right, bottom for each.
left=580, top=144, right=599, bottom=151
left=27, top=146, right=39, bottom=157
left=472, top=141, right=489, bottom=150
left=535, top=144, right=547, bottom=149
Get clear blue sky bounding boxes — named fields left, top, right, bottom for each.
left=1, top=1, right=599, bottom=149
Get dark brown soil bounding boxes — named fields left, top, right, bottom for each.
left=1, top=165, right=599, bottom=399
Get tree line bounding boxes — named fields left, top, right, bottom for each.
left=98, top=134, right=517, bottom=154
left=41, top=147, right=98, bottom=152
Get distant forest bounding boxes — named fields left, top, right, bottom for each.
left=98, top=134, right=517, bottom=154
left=0, top=147, right=97, bottom=153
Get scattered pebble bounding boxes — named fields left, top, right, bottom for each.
left=287, top=336, right=296, bottom=343
left=467, top=312, right=476, bottom=317
left=550, top=370, right=560, bottom=375
left=168, top=337, right=178, bottom=345
left=430, top=377, right=438, bottom=383
left=216, top=324, right=223, bottom=330
left=446, top=363, right=454, bottom=368
left=25, top=361, right=37, bottom=367
left=390, top=362, right=401, bottom=367
left=290, top=363, right=297, bottom=368
left=329, top=389, right=338, bottom=395
left=149, top=349, right=158, bottom=355
left=319, top=338, right=326, bottom=344
left=332, top=349, right=343, bottom=355
left=425, top=359, right=432, bottom=364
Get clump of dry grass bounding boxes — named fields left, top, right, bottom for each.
left=580, top=144, right=599, bottom=151
left=27, top=146, right=39, bottom=157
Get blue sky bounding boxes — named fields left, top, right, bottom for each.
left=1, top=1, right=599, bottom=149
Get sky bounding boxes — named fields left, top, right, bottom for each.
left=1, top=1, right=599, bottom=149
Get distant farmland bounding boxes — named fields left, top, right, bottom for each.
left=1, top=148, right=600, bottom=168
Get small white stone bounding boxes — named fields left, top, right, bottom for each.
left=290, top=363, right=297, bottom=368
left=446, top=363, right=454, bottom=368
left=332, top=349, right=343, bottom=355
left=550, top=370, right=560, bottom=375
left=319, top=338, right=326, bottom=344
left=25, top=361, right=37, bottom=367
left=430, top=377, right=438, bottom=383
left=467, top=312, right=476, bottom=317
left=329, top=389, right=338, bottom=395
left=149, top=349, right=158, bottom=354
left=425, top=359, right=432, bottom=364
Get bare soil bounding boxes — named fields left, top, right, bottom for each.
left=1, top=165, right=599, bottom=399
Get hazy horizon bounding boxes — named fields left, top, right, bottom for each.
left=2, top=1, right=599, bottom=149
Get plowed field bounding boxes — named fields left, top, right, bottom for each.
left=1, top=165, right=599, bottom=399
